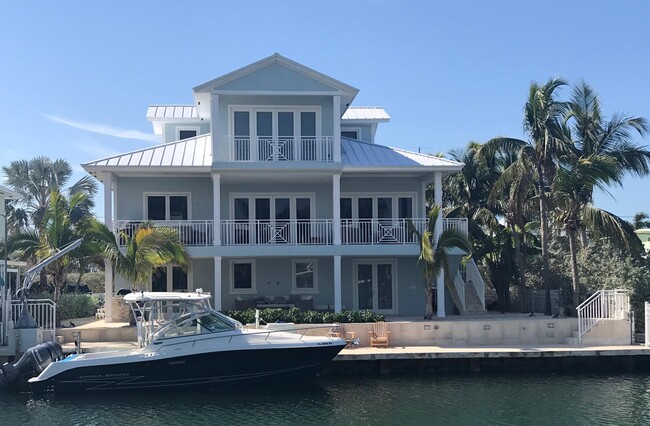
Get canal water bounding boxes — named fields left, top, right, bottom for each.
left=1, top=373, right=649, bottom=425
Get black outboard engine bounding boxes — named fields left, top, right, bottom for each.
left=0, top=341, right=63, bottom=389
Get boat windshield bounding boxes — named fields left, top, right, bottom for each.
left=154, top=311, right=237, bottom=340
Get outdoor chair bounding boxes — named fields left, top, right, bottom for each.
left=369, top=321, right=390, bottom=348
left=329, top=323, right=357, bottom=348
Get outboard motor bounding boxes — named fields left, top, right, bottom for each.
left=0, top=341, right=63, bottom=389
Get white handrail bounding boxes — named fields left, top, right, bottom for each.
left=226, top=136, right=334, bottom=162
left=10, top=298, right=56, bottom=341
left=114, top=220, right=214, bottom=247
left=453, top=272, right=466, bottom=314
left=576, top=289, right=629, bottom=344
left=465, top=259, right=485, bottom=308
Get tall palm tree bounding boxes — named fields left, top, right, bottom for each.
left=88, top=222, right=188, bottom=291
left=481, top=78, right=568, bottom=315
left=2, top=157, right=97, bottom=229
left=410, top=205, right=471, bottom=319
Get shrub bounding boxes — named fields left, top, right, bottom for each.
left=57, top=294, right=100, bottom=320
left=222, top=308, right=384, bottom=325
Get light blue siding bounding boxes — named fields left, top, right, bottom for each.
left=163, top=122, right=210, bottom=143
left=341, top=177, right=422, bottom=197
left=342, top=124, right=373, bottom=143
left=115, top=176, right=213, bottom=220
left=218, top=62, right=337, bottom=92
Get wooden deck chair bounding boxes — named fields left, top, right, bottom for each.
left=368, top=321, right=390, bottom=348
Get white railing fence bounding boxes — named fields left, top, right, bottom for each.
left=577, top=289, right=629, bottom=344
left=11, top=299, right=56, bottom=341
left=221, top=220, right=333, bottom=245
left=115, top=220, right=214, bottom=247
left=113, top=218, right=469, bottom=247
left=443, top=218, right=469, bottom=237
left=227, top=136, right=334, bottom=162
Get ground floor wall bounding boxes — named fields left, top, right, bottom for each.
left=187, top=255, right=463, bottom=316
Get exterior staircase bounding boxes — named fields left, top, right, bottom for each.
left=569, top=290, right=633, bottom=345
left=464, top=281, right=486, bottom=314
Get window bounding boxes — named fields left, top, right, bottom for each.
left=151, top=265, right=190, bottom=292
left=341, top=129, right=359, bottom=140
left=176, top=127, right=200, bottom=141
left=145, top=194, right=190, bottom=221
left=230, top=260, right=256, bottom=294
left=293, top=259, right=317, bottom=293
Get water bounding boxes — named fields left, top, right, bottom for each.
left=2, top=373, right=650, bottom=425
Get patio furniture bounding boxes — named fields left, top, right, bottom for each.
left=329, top=324, right=357, bottom=347
left=369, top=321, right=390, bottom=348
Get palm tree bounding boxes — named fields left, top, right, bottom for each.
left=481, top=78, right=568, bottom=315
left=410, top=205, right=471, bottom=319
left=9, top=190, right=97, bottom=302
left=88, top=222, right=188, bottom=291
left=634, top=212, right=650, bottom=230
left=555, top=82, right=650, bottom=306
left=2, top=157, right=97, bottom=229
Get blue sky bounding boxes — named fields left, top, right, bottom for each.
left=1, top=1, right=649, bottom=220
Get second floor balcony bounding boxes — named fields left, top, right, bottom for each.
left=114, top=218, right=468, bottom=248
left=226, top=136, right=334, bottom=163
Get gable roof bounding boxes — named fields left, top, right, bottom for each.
left=82, top=134, right=212, bottom=177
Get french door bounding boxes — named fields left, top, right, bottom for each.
left=355, top=260, right=397, bottom=314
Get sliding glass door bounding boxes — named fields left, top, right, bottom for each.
left=355, top=260, right=396, bottom=314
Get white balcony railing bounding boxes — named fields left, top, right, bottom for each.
left=226, top=136, right=334, bottom=162
left=114, top=218, right=468, bottom=247
left=221, top=220, right=333, bottom=245
left=114, top=220, right=214, bottom=247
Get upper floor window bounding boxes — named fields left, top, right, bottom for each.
left=176, top=127, right=200, bottom=141
left=230, top=106, right=322, bottom=161
left=340, top=194, right=414, bottom=220
left=146, top=193, right=190, bottom=220
left=341, top=129, right=359, bottom=140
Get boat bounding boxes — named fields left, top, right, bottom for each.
left=27, top=291, right=346, bottom=394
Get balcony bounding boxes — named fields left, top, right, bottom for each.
left=226, top=136, right=334, bottom=162
left=114, top=218, right=468, bottom=247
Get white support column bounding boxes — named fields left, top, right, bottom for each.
left=212, top=173, right=221, bottom=246
left=213, top=256, right=222, bottom=311
left=334, top=255, right=342, bottom=313
left=210, top=94, right=220, bottom=160
left=103, top=172, right=114, bottom=322
left=434, top=172, right=445, bottom=318
left=333, top=95, right=341, bottom=162
left=333, top=174, right=341, bottom=245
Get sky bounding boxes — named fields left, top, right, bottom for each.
left=1, top=1, right=650, bottom=220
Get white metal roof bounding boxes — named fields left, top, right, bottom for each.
left=146, top=105, right=199, bottom=120
left=342, top=107, right=390, bottom=121
left=0, top=184, right=22, bottom=199
left=82, top=134, right=212, bottom=169
left=341, top=138, right=463, bottom=169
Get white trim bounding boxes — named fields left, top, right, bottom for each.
left=176, top=126, right=201, bottom=141
left=291, top=259, right=318, bottom=294
left=352, top=259, right=398, bottom=315
left=228, top=105, right=323, bottom=144
left=229, top=259, right=257, bottom=295
left=341, top=127, right=361, bottom=140
left=143, top=192, right=192, bottom=220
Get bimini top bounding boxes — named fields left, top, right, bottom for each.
left=124, top=291, right=212, bottom=303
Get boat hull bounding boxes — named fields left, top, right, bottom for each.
left=30, top=344, right=344, bottom=394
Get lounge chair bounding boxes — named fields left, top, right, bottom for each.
left=368, top=321, right=390, bottom=348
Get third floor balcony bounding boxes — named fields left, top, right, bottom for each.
left=225, top=136, right=334, bottom=163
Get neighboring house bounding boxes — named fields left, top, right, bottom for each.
left=82, top=54, right=485, bottom=321
left=634, top=228, right=650, bottom=252
left=0, top=184, right=21, bottom=287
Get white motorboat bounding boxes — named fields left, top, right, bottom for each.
left=27, top=291, right=346, bottom=394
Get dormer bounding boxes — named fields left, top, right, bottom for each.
left=193, top=54, right=359, bottom=165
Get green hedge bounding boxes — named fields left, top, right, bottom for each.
left=30, top=292, right=100, bottom=320
left=223, top=308, right=384, bottom=325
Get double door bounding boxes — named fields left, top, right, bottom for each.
left=233, top=196, right=312, bottom=244
left=355, top=260, right=396, bottom=314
